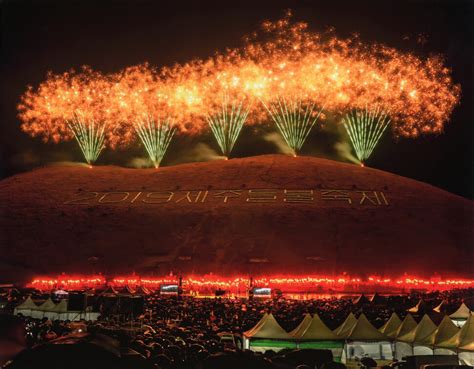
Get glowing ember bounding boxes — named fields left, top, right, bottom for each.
left=27, top=274, right=474, bottom=293
left=18, top=14, right=460, bottom=164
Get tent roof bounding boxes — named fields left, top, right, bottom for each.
left=334, top=312, right=357, bottom=337
left=244, top=312, right=268, bottom=337
left=290, top=313, right=340, bottom=340
left=407, top=299, right=426, bottom=313
left=244, top=313, right=293, bottom=340
left=100, top=286, right=118, bottom=296
left=398, top=314, right=437, bottom=343
left=51, top=299, right=68, bottom=313
left=450, top=303, right=471, bottom=320
left=343, top=313, right=389, bottom=341
left=353, top=294, right=370, bottom=305
left=134, top=286, right=151, bottom=295
left=16, top=296, right=39, bottom=310
left=117, top=286, right=136, bottom=296
left=395, top=314, right=417, bottom=339
left=379, top=313, right=402, bottom=338
left=433, top=300, right=446, bottom=314
left=436, top=313, right=474, bottom=351
left=370, top=293, right=387, bottom=305
left=290, top=313, right=312, bottom=337
left=39, top=298, right=57, bottom=312
left=416, top=315, right=459, bottom=346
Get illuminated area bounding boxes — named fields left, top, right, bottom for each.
left=343, top=106, right=391, bottom=163
left=27, top=274, right=474, bottom=293
left=17, top=14, right=460, bottom=165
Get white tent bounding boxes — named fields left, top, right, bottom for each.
left=393, top=314, right=417, bottom=359
left=290, top=313, right=344, bottom=361
left=338, top=313, right=392, bottom=363
left=243, top=313, right=296, bottom=352
left=436, top=313, right=474, bottom=366
left=14, top=296, right=39, bottom=316
left=396, top=314, right=437, bottom=358
left=415, top=315, right=459, bottom=356
left=379, top=313, right=402, bottom=339
left=450, top=303, right=471, bottom=327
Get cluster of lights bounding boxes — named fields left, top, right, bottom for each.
left=18, top=13, right=459, bottom=166
left=27, top=274, right=474, bottom=292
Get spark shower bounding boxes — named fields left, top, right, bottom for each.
left=17, top=13, right=460, bottom=166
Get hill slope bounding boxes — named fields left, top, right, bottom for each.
left=0, top=155, right=472, bottom=283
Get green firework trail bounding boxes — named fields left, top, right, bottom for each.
left=135, top=115, right=176, bottom=168
left=207, top=94, right=250, bottom=158
left=261, top=96, right=323, bottom=156
left=343, top=106, right=391, bottom=163
left=67, top=111, right=106, bottom=165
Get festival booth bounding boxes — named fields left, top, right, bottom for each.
left=338, top=313, right=392, bottom=363
left=396, top=314, right=437, bottom=357
left=290, top=313, right=344, bottom=361
left=38, top=298, right=58, bottom=319
left=414, top=315, right=459, bottom=356
left=334, top=312, right=357, bottom=337
left=243, top=313, right=296, bottom=352
left=392, top=314, right=418, bottom=359
left=450, top=303, right=471, bottom=327
left=435, top=313, right=474, bottom=366
left=14, top=296, right=100, bottom=321
left=14, top=296, right=40, bottom=316
left=379, top=313, right=402, bottom=339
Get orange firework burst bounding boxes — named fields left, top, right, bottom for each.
left=18, top=14, right=460, bottom=166
left=18, top=67, right=128, bottom=164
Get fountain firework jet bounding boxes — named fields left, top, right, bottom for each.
left=135, top=115, right=175, bottom=168
left=207, top=95, right=250, bottom=158
left=343, top=106, right=391, bottom=164
left=67, top=111, right=106, bottom=165
left=262, top=97, right=323, bottom=156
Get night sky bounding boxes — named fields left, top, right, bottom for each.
left=1, top=0, right=472, bottom=198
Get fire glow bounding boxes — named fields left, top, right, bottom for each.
left=27, top=275, right=474, bottom=293
left=18, top=13, right=460, bottom=166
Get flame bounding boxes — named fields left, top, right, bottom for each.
left=18, top=15, right=460, bottom=149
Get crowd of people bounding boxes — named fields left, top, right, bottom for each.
left=0, top=288, right=472, bottom=369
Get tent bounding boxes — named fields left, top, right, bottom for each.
left=290, top=313, right=344, bottom=361
left=370, top=293, right=387, bottom=305
left=407, top=299, right=426, bottom=314
left=353, top=294, right=370, bottom=306
left=14, top=296, right=100, bottom=321
left=396, top=314, right=437, bottom=358
left=393, top=314, right=417, bottom=359
left=415, top=315, right=459, bottom=355
left=339, top=313, right=392, bottom=363
left=334, top=312, right=357, bottom=337
left=243, top=313, right=296, bottom=352
left=134, top=286, right=151, bottom=295
left=450, top=303, right=471, bottom=327
left=379, top=313, right=402, bottom=339
left=14, top=296, right=39, bottom=316
left=435, top=313, right=474, bottom=366
left=433, top=300, right=446, bottom=314
left=36, top=298, right=57, bottom=319
left=117, top=286, right=136, bottom=296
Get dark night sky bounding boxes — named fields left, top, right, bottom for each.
left=1, top=0, right=473, bottom=198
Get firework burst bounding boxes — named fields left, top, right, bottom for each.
left=343, top=106, right=391, bottom=164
